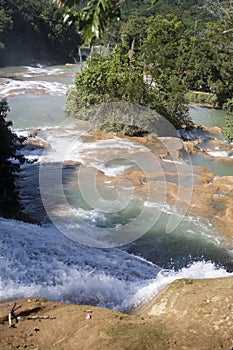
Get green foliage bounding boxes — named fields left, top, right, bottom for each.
left=187, top=91, right=218, bottom=107
left=56, top=0, right=233, bottom=115
left=223, top=116, right=233, bottom=142
left=142, top=13, right=233, bottom=111
left=177, top=20, right=233, bottom=108
left=120, top=16, right=148, bottom=52
left=180, top=28, right=218, bottom=92
left=66, top=47, right=191, bottom=132
left=142, top=14, right=190, bottom=128
left=69, top=49, right=150, bottom=110
left=152, top=0, right=210, bottom=21
left=0, top=99, right=25, bottom=218
left=0, top=8, right=12, bottom=50
left=203, top=0, right=233, bottom=30
left=223, top=98, right=233, bottom=112
left=54, top=0, right=122, bottom=45
left=143, top=14, right=184, bottom=76
left=0, top=0, right=81, bottom=66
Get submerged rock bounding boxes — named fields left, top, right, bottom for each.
left=84, top=132, right=233, bottom=241
left=23, top=136, right=51, bottom=150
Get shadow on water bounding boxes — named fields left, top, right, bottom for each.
left=179, top=125, right=224, bottom=141
left=17, top=161, right=83, bottom=224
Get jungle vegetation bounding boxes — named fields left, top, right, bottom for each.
left=1, top=0, right=233, bottom=217
left=0, top=0, right=81, bottom=66
left=64, top=1, right=233, bottom=133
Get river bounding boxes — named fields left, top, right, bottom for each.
left=0, top=64, right=232, bottom=310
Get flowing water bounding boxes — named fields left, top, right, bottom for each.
left=189, top=105, right=228, bottom=128
left=0, top=64, right=233, bottom=310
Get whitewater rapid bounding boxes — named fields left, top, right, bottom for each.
left=1, top=64, right=233, bottom=312
left=0, top=219, right=232, bottom=311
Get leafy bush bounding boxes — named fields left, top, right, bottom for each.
left=223, top=98, right=233, bottom=112
left=187, top=91, right=218, bottom=107
left=66, top=47, right=192, bottom=132
left=223, top=116, right=233, bottom=142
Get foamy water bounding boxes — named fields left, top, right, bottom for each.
left=0, top=80, right=68, bottom=97
left=22, top=66, right=65, bottom=77
left=39, top=133, right=147, bottom=175
left=0, top=219, right=232, bottom=311
left=207, top=150, right=231, bottom=158
left=1, top=64, right=233, bottom=312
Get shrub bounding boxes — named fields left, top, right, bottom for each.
left=223, top=116, right=233, bottom=142
left=66, top=47, right=192, bottom=133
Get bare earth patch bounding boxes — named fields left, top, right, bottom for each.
left=1, top=276, right=233, bottom=349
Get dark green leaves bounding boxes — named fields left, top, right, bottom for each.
left=54, top=0, right=122, bottom=45
left=0, top=99, right=26, bottom=218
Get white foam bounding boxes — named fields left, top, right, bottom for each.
left=0, top=218, right=232, bottom=311
left=161, top=158, right=184, bottom=165
left=40, top=135, right=148, bottom=176
left=207, top=151, right=230, bottom=158
left=15, top=130, right=31, bottom=138
left=0, top=218, right=159, bottom=309
left=99, top=164, right=133, bottom=176
left=0, top=80, right=68, bottom=97
left=125, top=261, right=232, bottom=311
left=22, top=66, right=64, bottom=77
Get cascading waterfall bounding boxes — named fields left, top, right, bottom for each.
left=0, top=64, right=233, bottom=310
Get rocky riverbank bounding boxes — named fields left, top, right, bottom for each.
left=75, top=129, right=233, bottom=242
left=6, top=127, right=232, bottom=349
left=22, top=128, right=233, bottom=241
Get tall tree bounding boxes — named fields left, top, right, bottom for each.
left=0, top=99, right=25, bottom=218
left=0, top=6, right=12, bottom=50
left=66, top=46, right=191, bottom=130
left=142, top=14, right=189, bottom=127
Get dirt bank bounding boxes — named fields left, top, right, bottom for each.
left=1, top=276, right=233, bottom=349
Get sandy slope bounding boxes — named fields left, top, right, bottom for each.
left=1, top=276, right=233, bottom=349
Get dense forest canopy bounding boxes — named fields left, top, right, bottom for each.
left=0, top=0, right=81, bottom=66
left=63, top=0, right=233, bottom=134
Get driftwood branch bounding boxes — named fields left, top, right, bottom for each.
left=222, top=28, right=233, bottom=34
left=8, top=303, right=22, bottom=326
left=27, top=315, right=56, bottom=320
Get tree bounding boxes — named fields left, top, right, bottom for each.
left=178, top=19, right=233, bottom=107
left=0, top=6, right=12, bottom=50
left=0, top=99, right=25, bottom=218
left=178, top=22, right=221, bottom=93
left=66, top=46, right=192, bottom=131
left=66, top=47, right=150, bottom=112
left=203, top=0, right=233, bottom=32
left=53, top=0, right=123, bottom=45
left=0, top=0, right=81, bottom=66
left=142, top=14, right=190, bottom=127
left=223, top=115, right=233, bottom=142
left=120, top=16, right=148, bottom=52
